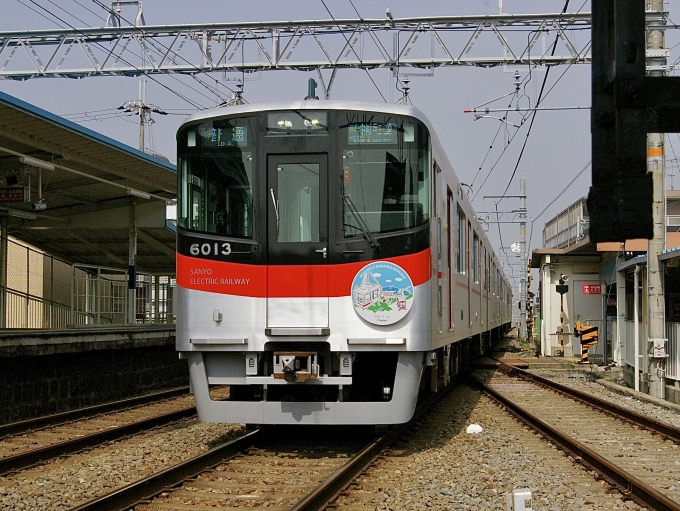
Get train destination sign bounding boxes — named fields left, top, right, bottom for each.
left=0, top=187, right=27, bottom=203
left=582, top=284, right=602, bottom=295
left=348, top=123, right=397, bottom=144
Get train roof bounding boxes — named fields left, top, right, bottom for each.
left=178, top=99, right=435, bottom=134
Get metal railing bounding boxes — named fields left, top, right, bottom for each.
left=71, top=264, right=174, bottom=325
left=0, top=238, right=175, bottom=328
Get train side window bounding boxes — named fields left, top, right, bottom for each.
left=472, top=232, right=479, bottom=284
left=457, top=207, right=466, bottom=274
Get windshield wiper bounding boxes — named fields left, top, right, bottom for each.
left=342, top=195, right=379, bottom=249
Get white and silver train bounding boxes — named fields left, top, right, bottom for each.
left=175, top=100, right=512, bottom=425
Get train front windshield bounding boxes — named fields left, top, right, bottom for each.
left=177, top=110, right=430, bottom=248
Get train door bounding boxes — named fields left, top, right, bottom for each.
left=266, top=154, right=329, bottom=328
left=467, top=220, right=472, bottom=328
left=447, top=188, right=453, bottom=330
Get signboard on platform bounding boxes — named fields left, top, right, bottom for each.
left=0, top=187, right=28, bottom=203
left=582, top=284, right=602, bottom=295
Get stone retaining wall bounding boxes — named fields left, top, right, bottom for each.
left=0, top=327, right=187, bottom=424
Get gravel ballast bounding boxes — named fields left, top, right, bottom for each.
left=334, top=385, right=642, bottom=510
left=0, top=419, right=243, bottom=510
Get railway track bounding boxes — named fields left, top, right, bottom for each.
left=0, top=388, right=208, bottom=475
left=471, top=363, right=680, bottom=511
left=70, top=388, right=450, bottom=511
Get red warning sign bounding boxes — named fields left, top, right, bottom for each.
left=0, top=187, right=27, bottom=203
left=582, top=284, right=602, bottom=295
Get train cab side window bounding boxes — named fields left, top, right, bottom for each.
left=177, top=117, right=255, bottom=238
left=340, top=116, right=430, bottom=237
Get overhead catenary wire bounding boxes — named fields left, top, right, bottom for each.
left=45, top=0, right=90, bottom=26
left=70, top=0, right=105, bottom=21
left=88, top=0, right=235, bottom=104
left=29, top=0, right=239, bottom=107
left=470, top=35, right=591, bottom=200
left=16, top=0, right=65, bottom=27
left=344, top=0, right=411, bottom=103
left=319, top=0, right=387, bottom=103
left=473, top=0, right=595, bottom=205
left=526, top=159, right=591, bottom=259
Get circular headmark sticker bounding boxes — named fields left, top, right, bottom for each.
left=351, top=261, right=414, bottom=325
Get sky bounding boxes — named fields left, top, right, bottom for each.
left=1, top=0, right=678, bottom=294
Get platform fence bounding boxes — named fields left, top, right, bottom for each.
left=666, top=323, right=680, bottom=381
left=71, top=265, right=175, bottom=325
left=2, top=238, right=175, bottom=328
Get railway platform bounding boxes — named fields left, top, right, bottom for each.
left=0, top=91, right=183, bottom=425
left=1, top=325, right=185, bottom=425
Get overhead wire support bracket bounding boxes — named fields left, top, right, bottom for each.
left=0, top=12, right=594, bottom=79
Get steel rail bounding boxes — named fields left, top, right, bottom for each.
left=0, top=406, right=196, bottom=475
left=494, top=361, right=680, bottom=443
left=291, top=382, right=456, bottom=511
left=68, top=377, right=457, bottom=511
left=0, top=387, right=188, bottom=438
left=69, top=430, right=260, bottom=511
left=0, top=405, right=196, bottom=476
left=469, top=373, right=680, bottom=511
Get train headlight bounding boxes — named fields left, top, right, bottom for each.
left=275, top=115, right=293, bottom=130
left=303, top=117, right=320, bottom=128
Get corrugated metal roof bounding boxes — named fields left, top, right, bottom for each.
left=0, top=90, right=177, bottom=273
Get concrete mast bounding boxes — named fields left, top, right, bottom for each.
left=646, top=0, right=667, bottom=399
left=520, top=177, right=527, bottom=339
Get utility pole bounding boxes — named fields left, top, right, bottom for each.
left=118, top=78, right=167, bottom=152
left=478, top=177, right=528, bottom=338
left=519, top=177, right=527, bottom=339
left=646, top=0, right=667, bottom=399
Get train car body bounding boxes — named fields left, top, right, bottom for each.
left=176, top=100, right=512, bottom=425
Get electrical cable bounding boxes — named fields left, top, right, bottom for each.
left=16, top=0, right=66, bottom=27
left=347, top=1, right=411, bottom=103
left=88, top=0, right=234, bottom=103
left=469, top=92, right=519, bottom=193
left=34, top=0, right=231, bottom=106
left=471, top=33, right=591, bottom=201
left=320, top=0, right=387, bottom=102
left=25, top=0, right=206, bottom=109
left=526, top=158, right=591, bottom=256
left=45, top=0, right=90, bottom=26
left=70, top=0, right=104, bottom=21
left=473, top=0, right=595, bottom=204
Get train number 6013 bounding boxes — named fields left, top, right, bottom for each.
left=190, top=242, right=231, bottom=256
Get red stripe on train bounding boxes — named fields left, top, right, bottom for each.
left=177, top=249, right=431, bottom=298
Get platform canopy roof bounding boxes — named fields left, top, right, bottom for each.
left=0, top=90, right=177, bottom=273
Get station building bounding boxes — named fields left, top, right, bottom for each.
left=531, top=193, right=680, bottom=403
